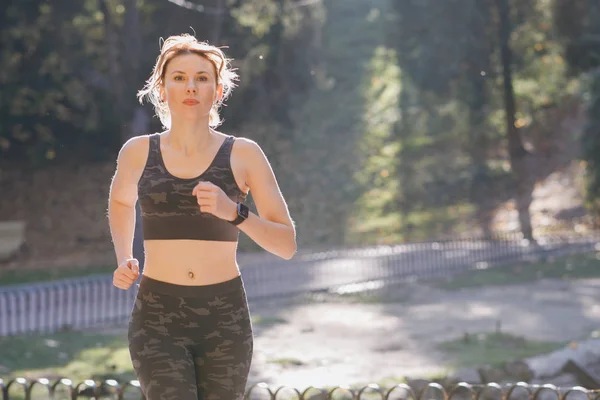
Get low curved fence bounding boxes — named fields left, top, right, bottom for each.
left=0, top=377, right=599, bottom=400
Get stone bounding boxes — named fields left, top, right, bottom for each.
left=524, top=339, right=600, bottom=379
left=504, top=360, right=535, bottom=382
left=478, top=366, right=508, bottom=384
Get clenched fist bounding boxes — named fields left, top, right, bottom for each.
left=113, top=258, right=140, bottom=290
left=192, top=181, right=237, bottom=221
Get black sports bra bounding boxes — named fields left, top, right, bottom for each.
left=137, top=133, right=247, bottom=241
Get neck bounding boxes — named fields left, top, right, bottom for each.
left=166, top=119, right=213, bottom=155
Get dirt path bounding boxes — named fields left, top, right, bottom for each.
left=246, top=278, right=600, bottom=389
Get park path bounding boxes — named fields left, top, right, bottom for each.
left=247, top=278, right=600, bottom=389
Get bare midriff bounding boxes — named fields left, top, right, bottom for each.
left=142, top=240, right=240, bottom=286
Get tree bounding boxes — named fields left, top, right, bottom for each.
left=554, top=0, right=600, bottom=222
left=388, top=0, right=545, bottom=241
left=0, top=0, right=111, bottom=165
left=462, top=0, right=495, bottom=238
left=495, top=0, right=536, bottom=241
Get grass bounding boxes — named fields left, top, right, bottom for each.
left=251, top=315, right=287, bottom=328
left=0, top=330, right=134, bottom=382
left=428, top=252, right=600, bottom=291
left=0, top=329, right=135, bottom=400
left=0, top=314, right=282, bottom=380
left=0, top=264, right=114, bottom=286
left=267, top=357, right=305, bottom=367
left=437, top=332, right=564, bottom=370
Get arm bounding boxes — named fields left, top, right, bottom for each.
left=107, top=136, right=147, bottom=266
left=235, top=139, right=297, bottom=260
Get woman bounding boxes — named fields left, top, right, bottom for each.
left=108, top=34, right=296, bottom=400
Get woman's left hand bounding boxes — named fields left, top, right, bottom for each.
left=192, top=181, right=237, bottom=221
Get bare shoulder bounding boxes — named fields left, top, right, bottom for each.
left=119, top=134, right=150, bottom=157
left=110, top=135, right=152, bottom=204
left=231, top=136, right=266, bottom=160
left=117, top=134, right=151, bottom=168
left=232, top=136, right=260, bottom=150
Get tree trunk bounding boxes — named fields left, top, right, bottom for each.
left=123, top=0, right=141, bottom=81
left=496, top=0, right=535, bottom=242
left=99, top=0, right=124, bottom=114
left=587, top=0, right=600, bottom=30
left=466, top=0, right=493, bottom=238
left=210, top=0, right=225, bottom=44
left=580, top=1, right=600, bottom=224
left=395, top=77, right=415, bottom=241
left=467, top=75, right=493, bottom=239
left=263, top=0, right=292, bottom=128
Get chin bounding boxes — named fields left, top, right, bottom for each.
left=173, top=110, right=211, bottom=122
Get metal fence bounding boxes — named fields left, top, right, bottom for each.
left=0, top=378, right=599, bottom=400
left=1, top=232, right=599, bottom=336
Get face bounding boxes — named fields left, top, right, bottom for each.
left=160, top=53, right=223, bottom=124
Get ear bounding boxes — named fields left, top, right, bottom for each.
left=159, top=85, right=166, bottom=102
left=215, top=84, right=224, bottom=104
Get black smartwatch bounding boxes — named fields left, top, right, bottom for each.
left=231, top=202, right=249, bottom=226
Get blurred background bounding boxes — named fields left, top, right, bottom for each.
left=2, top=0, right=600, bottom=398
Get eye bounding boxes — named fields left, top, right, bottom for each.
left=174, top=75, right=185, bottom=81
left=197, top=76, right=208, bottom=81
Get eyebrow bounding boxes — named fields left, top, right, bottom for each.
left=170, top=70, right=209, bottom=75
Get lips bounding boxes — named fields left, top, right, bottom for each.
left=183, top=99, right=199, bottom=105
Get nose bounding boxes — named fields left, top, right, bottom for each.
left=186, top=80, right=197, bottom=94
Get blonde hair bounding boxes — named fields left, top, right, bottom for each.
left=137, top=34, right=238, bottom=129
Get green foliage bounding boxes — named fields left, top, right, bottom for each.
left=379, top=0, right=589, bottom=240
left=0, top=0, right=324, bottom=165
left=230, top=0, right=279, bottom=37
left=438, top=332, right=563, bottom=369
left=390, top=0, right=474, bottom=98
left=553, top=0, right=600, bottom=222
left=348, top=46, right=401, bottom=243
left=274, top=0, right=393, bottom=246
left=0, top=0, right=594, bottom=249
left=510, top=0, right=580, bottom=116
left=0, top=1, right=108, bottom=165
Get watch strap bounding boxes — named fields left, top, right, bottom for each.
left=231, top=203, right=248, bottom=226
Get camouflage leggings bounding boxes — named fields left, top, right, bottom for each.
left=128, top=275, right=254, bottom=400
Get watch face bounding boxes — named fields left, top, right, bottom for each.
left=238, top=203, right=249, bottom=219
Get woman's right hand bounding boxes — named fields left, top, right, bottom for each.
left=113, top=258, right=140, bottom=290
